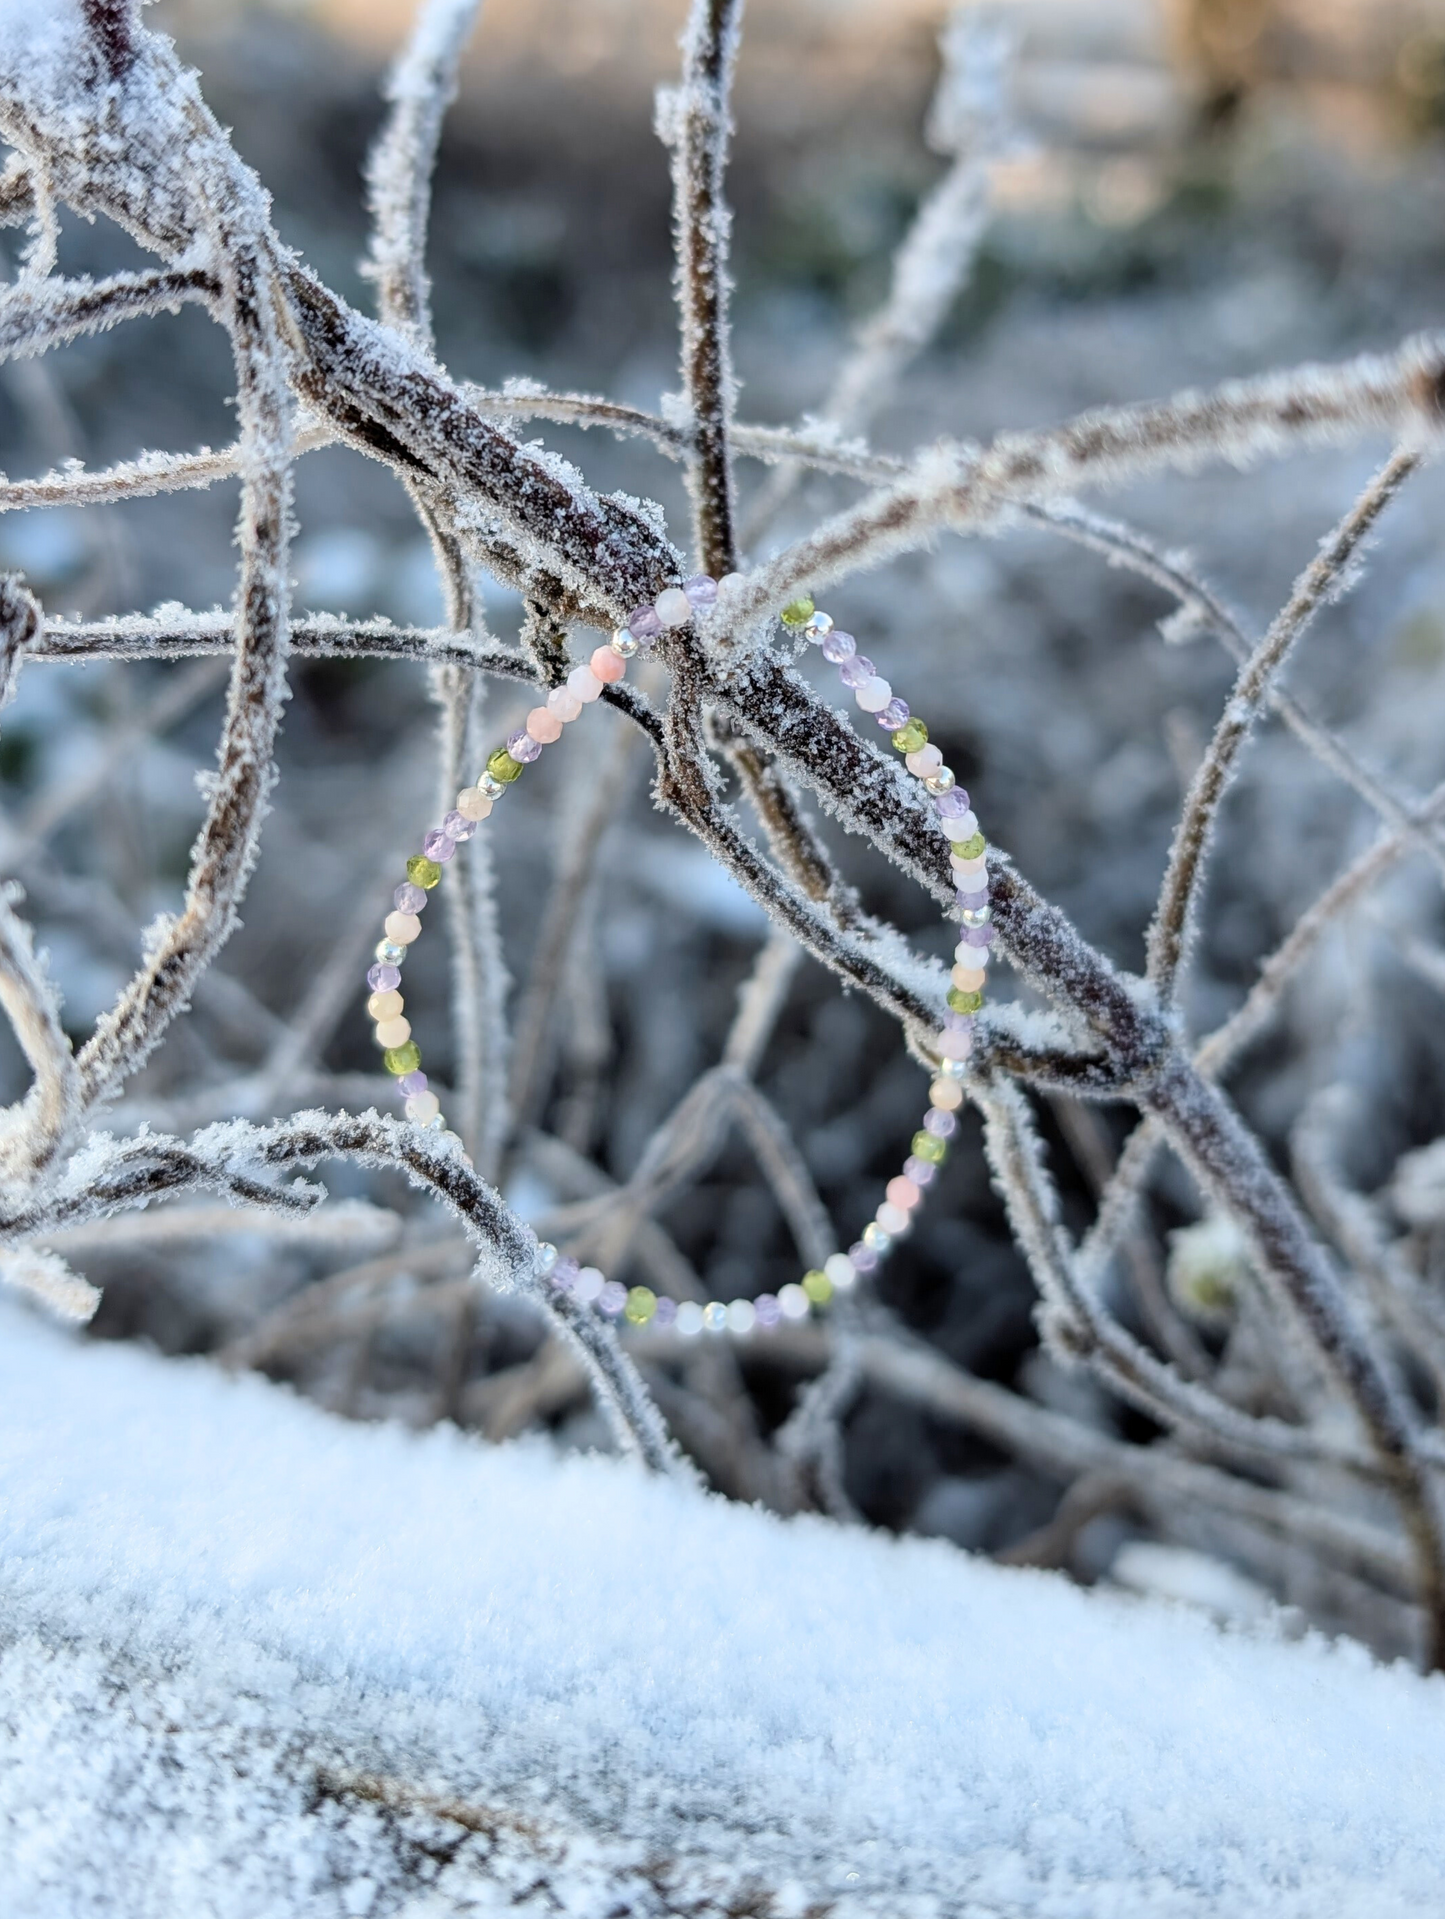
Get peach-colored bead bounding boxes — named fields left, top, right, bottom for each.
left=589, top=645, right=626, bottom=683
left=526, top=706, right=563, bottom=744
left=547, top=685, right=584, bottom=721
left=384, top=911, right=422, bottom=945
left=455, top=787, right=493, bottom=822
left=886, top=1175, right=922, bottom=1211
left=375, top=1016, right=412, bottom=1048
left=929, top=1076, right=964, bottom=1111
left=951, top=963, right=986, bottom=993
left=367, top=989, right=403, bottom=1022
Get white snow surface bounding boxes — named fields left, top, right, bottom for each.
left=1, top=1297, right=1443, bottom=1917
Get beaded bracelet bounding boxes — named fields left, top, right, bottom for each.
left=360, top=576, right=992, bottom=1335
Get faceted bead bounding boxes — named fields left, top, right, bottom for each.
left=955, top=832, right=986, bottom=861
left=948, top=987, right=984, bottom=1014
left=820, top=629, right=856, bottom=664
left=952, top=966, right=986, bottom=994
left=703, top=1302, right=729, bottom=1333
left=421, top=830, right=455, bottom=863
left=848, top=1240, right=879, bottom=1273
left=726, top=1298, right=756, bottom=1335
left=376, top=1016, right=412, bottom=1049
left=906, top=745, right=943, bottom=779
left=384, top=911, right=421, bottom=944
left=655, top=586, right=693, bottom=628
left=926, top=768, right=956, bottom=795
left=911, top=1130, right=947, bottom=1164
left=394, top=881, right=428, bottom=914
left=777, top=1282, right=810, bottom=1319
left=486, top=747, right=525, bottom=784
left=375, top=940, right=407, bottom=965
left=891, top=718, right=928, bottom=754
left=944, top=1012, right=976, bottom=1034
left=955, top=945, right=991, bottom=972
left=936, top=788, right=972, bottom=818
left=506, top=728, right=543, bottom=764
left=780, top=595, right=815, bottom=628
left=456, top=787, right=493, bottom=822
left=443, top=811, right=477, bottom=844
left=855, top=677, right=892, bottom=713
left=525, top=707, right=563, bottom=744
left=567, top=664, right=605, bottom=704
left=547, top=685, right=583, bottom=722
left=886, top=1176, right=921, bottom=1211
left=939, top=1030, right=974, bottom=1061
left=627, top=604, right=663, bottom=640
left=861, top=1222, right=892, bottom=1254
left=929, top=1076, right=964, bottom=1112
left=598, top=1280, right=627, bottom=1317
left=367, top=989, right=403, bottom=1021
left=951, top=850, right=987, bottom=875
left=405, top=1090, right=441, bottom=1123
left=958, top=926, right=995, bottom=949
left=943, top=810, right=979, bottom=841
left=367, top=962, right=401, bottom=993
left=902, top=1157, right=937, bottom=1188
left=824, top=1252, right=857, bottom=1291
left=624, top=1285, right=657, bottom=1324
left=675, top=1300, right=705, bottom=1336
left=801, top=1269, right=833, bottom=1305
left=715, top=572, right=746, bottom=599
left=397, top=1070, right=428, bottom=1096
left=839, top=654, right=875, bottom=688
left=383, top=1041, right=422, bottom=1076
left=877, top=698, right=911, bottom=731
left=684, top=575, right=718, bottom=607
left=753, top=1293, right=781, bottom=1329
left=550, top=1256, right=580, bottom=1293
left=575, top=1266, right=604, bottom=1303
left=407, top=854, right=443, bottom=889
left=589, top=646, right=626, bottom=685
left=924, top=1107, right=958, bottom=1139
left=653, top=1296, right=678, bottom=1328
left=876, top=1202, right=910, bottom=1238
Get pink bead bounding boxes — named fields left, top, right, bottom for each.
left=547, top=685, right=583, bottom=722
left=526, top=706, right=563, bottom=744
left=567, top=664, right=604, bottom=703
left=589, top=645, right=626, bottom=684
left=855, top=676, right=892, bottom=714
left=886, top=1175, right=922, bottom=1212
left=906, top=745, right=943, bottom=778
left=940, top=1029, right=974, bottom=1061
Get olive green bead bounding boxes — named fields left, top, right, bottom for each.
left=383, top=1040, right=422, bottom=1076
left=948, top=987, right=984, bottom=1015
left=406, top=855, right=442, bottom=890
left=780, top=595, right=815, bottom=628
left=624, top=1285, right=657, bottom=1325
left=955, top=832, right=986, bottom=861
left=891, top=718, right=928, bottom=755
left=802, top=1269, right=834, bottom=1304
left=910, top=1130, right=947, bottom=1165
left=486, top=746, right=524, bottom=785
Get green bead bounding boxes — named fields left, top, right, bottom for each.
left=911, top=1130, right=947, bottom=1165
left=406, top=855, right=442, bottom=890
left=955, top=832, right=986, bottom=862
left=624, top=1285, right=657, bottom=1326
left=780, top=595, right=815, bottom=629
left=891, top=718, right=928, bottom=755
left=383, top=1041, right=422, bottom=1076
left=948, top=987, right=984, bottom=1015
left=486, top=746, right=524, bottom=785
left=802, top=1269, right=833, bottom=1305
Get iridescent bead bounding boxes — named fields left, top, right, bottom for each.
left=777, top=1282, right=810, bottom=1319
left=753, top=1293, right=781, bottom=1329
left=627, top=604, right=663, bottom=641
left=902, top=1158, right=937, bottom=1188
left=367, top=962, right=401, bottom=993
left=405, top=1090, right=441, bottom=1124
left=924, top=1107, right=958, bottom=1139
left=726, top=1298, right=756, bottom=1335
left=383, top=1040, right=422, bottom=1076
left=960, top=902, right=993, bottom=926
left=551, top=1255, right=580, bottom=1293
left=506, top=728, right=544, bottom=764
left=703, top=1301, right=729, bottom=1333
left=397, top=1069, right=427, bottom=1096
left=479, top=771, right=507, bottom=800
left=406, top=855, right=442, bottom=889
left=805, top=610, right=834, bottom=640
left=936, top=788, right=972, bottom=818
left=911, top=1130, right=947, bottom=1164
left=877, top=699, right=911, bottom=731
left=684, top=575, right=718, bottom=608
left=780, top=595, right=815, bottom=629
left=575, top=1266, right=604, bottom=1303
left=533, top=1241, right=559, bottom=1277
left=653, top=1295, right=678, bottom=1328
left=610, top=630, right=641, bottom=659
left=925, top=767, right=955, bottom=795
left=939, top=1057, right=968, bottom=1079
left=486, top=747, right=525, bottom=784
left=384, top=911, right=421, bottom=944
left=456, top=787, right=493, bottom=822
left=375, top=939, right=407, bottom=965
left=676, top=1300, right=705, bottom=1336
left=948, top=987, right=984, bottom=1014
left=599, top=1280, right=627, bottom=1317
left=625, top=1285, right=657, bottom=1324
left=801, top=1269, right=833, bottom=1304
left=839, top=654, right=874, bottom=689
left=824, top=1252, right=857, bottom=1292
left=655, top=587, right=693, bottom=628
left=524, top=708, right=563, bottom=744
left=443, top=809, right=477, bottom=841
left=861, top=1222, right=891, bottom=1255
left=848, top=1240, right=879, bottom=1273
left=820, top=629, right=856, bottom=664
left=891, top=718, right=928, bottom=754
left=394, top=882, right=428, bottom=914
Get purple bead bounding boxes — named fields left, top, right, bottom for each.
left=598, top=1280, right=627, bottom=1317
left=394, top=881, right=428, bottom=914
left=957, top=885, right=988, bottom=909
left=959, top=924, right=995, bottom=947
left=683, top=575, right=718, bottom=607
left=936, top=788, right=971, bottom=818
left=367, top=962, right=402, bottom=993
left=653, top=1296, right=678, bottom=1328
left=628, top=604, right=663, bottom=640
left=421, top=827, right=456, bottom=862
left=876, top=698, right=910, bottom=730
left=550, top=1256, right=580, bottom=1294
left=397, top=1070, right=428, bottom=1096
left=903, top=1157, right=938, bottom=1188
left=944, top=1013, right=976, bottom=1035
left=839, top=654, right=875, bottom=689
left=820, top=629, right=856, bottom=664
left=443, top=810, right=477, bottom=841
left=753, top=1294, right=781, bottom=1329
left=506, top=728, right=543, bottom=765
left=924, top=1108, right=958, bottom=1139
left=848, top=1240, right=880, bottom=1274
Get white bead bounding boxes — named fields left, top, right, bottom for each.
left=575, top=1265, right=604, bottom=1302
left=405, top=1090, right=441, bottom=1123
left=906, top=744, right=943, bottom=778
left=726, top=1298, right=756, bottom=1335
left=375, top=1016, right=412, bottom=1048
left=547, top=685, right=584, bottom=722
left=943, top=809, right=979, bottom=842
left=703, top=1301, right=729, bottom=1333
left=716, top=571, right=746, bottom=598
left=778, top=1282, right=810, bottom=1321
left=676, top=1301, right=705, bottom=1337
left=534, top=1241, right=559, bottom=1276
left=655, top=587, right=693, bottom=628
left=855, top=675, right=892, bottom=713
left=823, top=1252, right=856, bottom=1293
left=384, top=912, right=421, bottom=945
left=568, top=663, right=605, bottom=703
left=955, top=940, right=991, bottom=967
left=876, top=1202, right=910, bottom=1238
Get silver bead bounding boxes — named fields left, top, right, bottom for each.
left=862, top=1221, right=892, bottom=1255
left=925, top=766, right=956, bottom=795
left=805, top=610, right=834, bottom=640
left=611, top=629, right=641, bottom=658
left=940, top=1058, right=968, bottom=1080
left=479, top=771, right=507, bottom=800
left=703, top=1301, right=729, bottom=1333
left=375, top=938, right=407, bottom=964
left=961, top=905, right=992, bottom=928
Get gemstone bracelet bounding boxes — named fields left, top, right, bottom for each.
left=361, top=577, right=992, bottom=1334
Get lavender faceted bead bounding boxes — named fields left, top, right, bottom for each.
left=421, top=828, right=455, bottom=861
left=550, top=1255, right=580, bottom=1293
left=394, top=881, right=428, bottom=914
left=903, top=1156, right=937, bottom=1187
left=877, top=698, right=910, bottom=730
left=924, top=1108, right=958, bottom=1139
left=397, top=1070, right=428, bottom=1096
left=598, top=1280, right=628, bottom=1317
left=944, top=1013, right=977, bottom=1034
left=683, top=574, right=718, bottom=607
left=820, top=629, right=856, bottom=664
left=443, top=809, right=477, bottom=841
left=936, top=787, right=972, bottom=818
left=506, top=728, right=543, bottom=765
left=848, top=1240, right=880, bottom=1274
left=627, top=604, right=663, bottom=640
left=959, top=924, right=995, bottom=947
left=753, top=1294, right=781, bottom=1329
left=653, top=1296, right=678, bottom=1328
left=367, top=962, right=401, bottom=993
left=839, top=654, right=875, bottom=689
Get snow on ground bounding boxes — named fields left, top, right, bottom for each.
left=0, top=1296, right=1442, bottom=1917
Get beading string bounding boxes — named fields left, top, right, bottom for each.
left=360, top=576, right=994, bottom=1334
